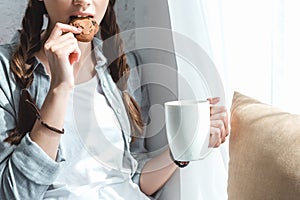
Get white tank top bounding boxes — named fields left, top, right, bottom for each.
left=44, top=76, right=149, bottom=200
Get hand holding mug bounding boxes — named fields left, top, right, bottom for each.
left=208, top=97, right=229, bottom=148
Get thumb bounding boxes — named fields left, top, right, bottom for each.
left=207, top=97, right=220, bottom=105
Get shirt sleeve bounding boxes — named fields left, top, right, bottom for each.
left=130, top=137, right=152, bottom=185
left=0, top=62, right=65, bottom=200
left=130, top=138, right=163, bottom=200
left=0, top=133, right=65, bottom=200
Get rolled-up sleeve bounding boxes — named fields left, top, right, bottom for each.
left=12, top=134, right=64, bottom=185
left=130, top=137, right=152, bottom=185
left=130, top=138, right=163, bottom=200
left=0, top=133, right=65, bottom=200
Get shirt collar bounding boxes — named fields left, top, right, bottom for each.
left=93, top=37, right=108, bottom=71
left=32, top=56, right=48, bottom=76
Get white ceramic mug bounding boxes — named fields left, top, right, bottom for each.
left=164, top=100, right=212, bottom=161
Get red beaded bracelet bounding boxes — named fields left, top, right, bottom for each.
left=169, top=151, right=190, bottom=168
left=174, top=160, right=190, bottom=168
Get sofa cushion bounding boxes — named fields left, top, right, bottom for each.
left=228, top=91, right=300, bottom=200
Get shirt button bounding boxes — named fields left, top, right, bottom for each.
left=116, top=108, right=121, bottom=114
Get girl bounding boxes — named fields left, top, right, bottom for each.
left=0, top=0, right=228, bottom=199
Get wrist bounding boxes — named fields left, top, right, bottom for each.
left=49, top=83, right=73, bottom=95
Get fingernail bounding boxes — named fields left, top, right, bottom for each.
left=214, top=97, right=221, bottom=101
left=73, top=27, right=82, bottom=32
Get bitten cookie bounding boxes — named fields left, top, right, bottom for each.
left=69, top=17, right=99, bottom=42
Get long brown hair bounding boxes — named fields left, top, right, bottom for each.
left=100, top=0, right=143, bottom=138
left=5, top=0, right=143, bottom=145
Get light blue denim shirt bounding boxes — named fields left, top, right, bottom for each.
left=0, top=36, right=152, bottom=200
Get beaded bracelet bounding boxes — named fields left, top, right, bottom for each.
left=169, top=151, right=190, bottom=168
left=174, top=160, right=190, bottom=168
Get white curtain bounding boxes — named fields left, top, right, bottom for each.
left=167, top=0, right=300, bottom=199
left=169, top=0, right=300, bottom=114
left=167, top=1, right=229, bottom=200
